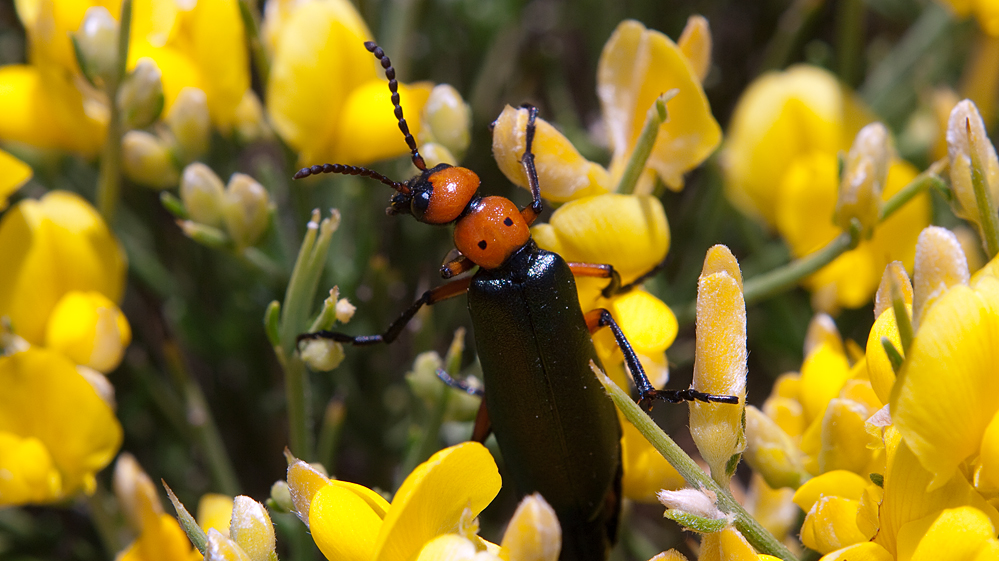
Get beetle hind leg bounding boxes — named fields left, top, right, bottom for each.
left=582, top=309, right=740, bottom=410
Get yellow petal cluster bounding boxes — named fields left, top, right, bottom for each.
left=0, top=346, right=122, bottom=505
left=723, top=65, right=930, bottom=310
left=0, top=149, right=32, bottom=211
left=288, top=442, right=516, bottom=560
left=493, top=18, right=720, bottom=200
left=264, top=0, right=432, bottom=166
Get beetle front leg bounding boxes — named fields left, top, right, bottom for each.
left=297, top=277, right=472, bottom=348
left=582, top=309, right=739, bottom=410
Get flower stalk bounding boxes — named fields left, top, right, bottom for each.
left=593, top=364, right=798, bottom=561
left=616, top=91, right=676, bottom=195
left=96, top=0, right=132, bottom=223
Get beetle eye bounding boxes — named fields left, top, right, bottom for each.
left=411, top=189, right=431, bottom=219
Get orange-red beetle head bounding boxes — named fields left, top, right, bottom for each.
left=388, top=163, right=481, bottom=225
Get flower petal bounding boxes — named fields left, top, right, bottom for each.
left=310, top=483, right=386, bottom=561
left=818, top=542, right=893, bottom=561
left=598, top=20, right=721, bottom=190
left=0, top=347, right=122, bottom=502
left=332, top=79, right=433, bottom=166
left=373, top=442, right=501, bottom=561
left=897, top=506, right=997, bottom=561
left=891, top=278, right=999, bottom=489
left=0, top=149, right=32, bottom=210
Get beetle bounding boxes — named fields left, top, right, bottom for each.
left=296, top=41, right=738, bottom=561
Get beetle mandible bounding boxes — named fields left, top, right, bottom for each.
left=295, top=41, right=738, bottom=561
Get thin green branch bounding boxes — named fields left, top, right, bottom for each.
left=835, top=0, right=864, bottom=87
left=969, top=122, right=999, bottom=258
left=879, top=159, right=948, bottom=221
left=616, top=91, right=675, bottom=195
left=97, top=0, right=133, bottom=222
left=237, top=0, right=270, bottom=86
left=594, top=365, right=798, bottom=561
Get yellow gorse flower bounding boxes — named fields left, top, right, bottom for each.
left=723, top=65, right=931, bottom=311
left=0, top=0, right=250, bottom=155
left=0, top=150, right=32, bottom=211
left=264, top=0, right=432, bottom=166
left=0, top=346, right=122, bottom=505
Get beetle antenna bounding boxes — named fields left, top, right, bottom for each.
left=293, top=163, right=411, bottom=194
left=364, top=41, right=427, bottom=172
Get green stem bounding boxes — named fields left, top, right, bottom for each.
left=237, top=0, right=270, bottom=85
left=277, top=211, right=339, bottom=459
left=835, top=0, right=864, bottom=87
left=164, top=341, right=241, bottom=495
left=969, top=123, right=999, bottom=258
left=891, top=281, right=914, bottom=354
left=742, top=224, right=859, bottom=305
left=97, top=0, right=133, bottom=223
left=616, top=91, right=674, bottom=195
left=594, top=366, right=798, bottom=561
left=879, top=159, right=947, bottom=221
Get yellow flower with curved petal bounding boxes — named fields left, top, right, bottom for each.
left=0, top=191, right=126, bottom=346
left=0, top=149, right=32, bottom=210
left=44, top=290, right=131, bottom=373
left=0, top=346, right=122, bottom=505
left=890, top=276, right=999, bottom=491
left=289, top=442, right=502, bottom=561
left=264, top=0, right=432, bottom=166
left=724, top=66, right=930, bottom=310
left=493, top=18, right=720, bottom=200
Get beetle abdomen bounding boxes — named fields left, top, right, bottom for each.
left=468, top=242, right=621, bottom=559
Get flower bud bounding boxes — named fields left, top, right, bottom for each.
left=803, top=313, right=842, bottom=357
left=493, top=105, right=609, bottom=202
left=230, top=496, right=277, bottom=561
left=118, top=59, right=165, bottom=129
left=744, top=406, right=806, bottom=489
left=44, top=290, right=131, bottom=373
left=285, top=458, right=332, bottom=527
left=421, top=84, right=472, bottom=159
left=420, top=142, right=458, bottom=168
left=113, top=453, right=162, bottom=532
left=181, top=163, right=226, bottom=228
left=912, top=226, right=969, bottom=327
left=300, top=338, right=345, bottom=372
left=167, top=87, right=211, bottom=161
left=873, top=261, right=913, bottom=319
left=500, top=494, right=561, bottom=561
left=72, top=7, right=118, bottom=89
left=223, top=174, right=272, bottom=249
left=836, top=123, right=890, bottom=236
left=691, top=245, right=747, bottom=485
left=335, top=298, right=356, bottom=324
left=268, top=480, right=293, bottom=513
left=122, top=131, right=180, bottom=189
left=947, top=100, right=999, bottom=235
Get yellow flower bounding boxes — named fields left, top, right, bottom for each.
left=891, top=275, right=999, bottom=491
left=0, top=191, right=126, bottom=347
left=1, top=0, right=250, bottom=156
left=264, top=0, right=432, bottom=166
left=0, top=346, right=122, bottom=505
left=0, top=149, right=32, bottom=211
left=113, top=455, right=202, bottom=561
left=287, top=442, right=505, bottom=560
left=723, top=65, right=930, bottom=310
left=493, top=18, right=720, bottom=200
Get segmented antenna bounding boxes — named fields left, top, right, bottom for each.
left=293, top=163, right=410, bottom=193
left=364, top=41, right=427, bottom=171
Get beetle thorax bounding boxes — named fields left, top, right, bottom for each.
left=453, top=196, right=531, bottom=270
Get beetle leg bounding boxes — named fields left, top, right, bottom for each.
left=297, top=277, right=472, bottom=348
left=567, top=262, right=622, bottom=298
left=440, top=255, right=476, bottom=279
left=436, top=369, right=484, bottom=397
left=583, top=309, right=739, bottom=410
left=517, top=104, right=544, bottom=226
left=568, top=260, right=670, bottom=299
left=471, top=399, right=492, bottom=443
